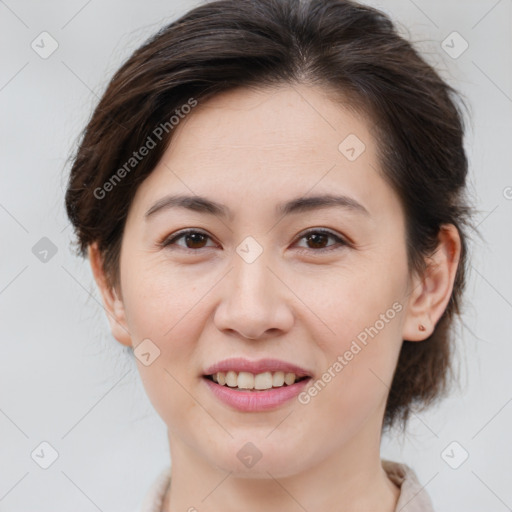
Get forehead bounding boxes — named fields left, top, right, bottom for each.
left=129, top=83, right=402, bottom=224
left=168, top=84, right=371, bottom=162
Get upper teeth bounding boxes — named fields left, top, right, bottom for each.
left=211, top=371, right=300, bottom=390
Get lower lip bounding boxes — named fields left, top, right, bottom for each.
left=203, top=377, right=311, bottom=412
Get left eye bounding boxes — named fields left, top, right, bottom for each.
left=294, top=229, right=347, bottom=252
left=160, top=228, right=347, bottom=252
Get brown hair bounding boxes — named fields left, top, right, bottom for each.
left=64, top=0, right=476, bottom=429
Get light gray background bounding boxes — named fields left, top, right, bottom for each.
left=1, top=0, right=511, bottom=510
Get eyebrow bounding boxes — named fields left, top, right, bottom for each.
left=144, top=193, right=370, bottom=220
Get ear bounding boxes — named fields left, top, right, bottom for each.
left=87, top=242, right=132, bottom=347
left=402, top=224, right=462, bottom=342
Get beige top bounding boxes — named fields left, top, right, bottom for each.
left=139, top=460, right=435, bottom=511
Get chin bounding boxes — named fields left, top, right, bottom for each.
left=201, top=435, right=311, bottom=479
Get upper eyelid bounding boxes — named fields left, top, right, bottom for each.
left=295, top=228, right=346, bottom=244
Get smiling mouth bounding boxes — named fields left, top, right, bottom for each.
left=204, top=371, right=310, bottom=392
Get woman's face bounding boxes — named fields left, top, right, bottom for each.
left=112, top=84, right=416, bottom=477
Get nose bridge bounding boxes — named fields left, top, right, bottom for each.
left=232, top=246, right=273, bottom=304
left=214, top=242, right=292, bottom=339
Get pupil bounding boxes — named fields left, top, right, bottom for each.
left=187, top=233, right=206, bottom=248
left=308, top=233, right=327, bottom=249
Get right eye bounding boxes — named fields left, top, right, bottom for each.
left=160, top=229, right=218, bottom=251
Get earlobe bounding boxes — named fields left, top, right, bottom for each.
left=87, top=243, right=133, bottom=347
left=401, top=224, right=461, bottom=342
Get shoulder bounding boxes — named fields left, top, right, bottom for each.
left=382, top=459, right=436, bottom=512
left=139, top=466, right=171, bottom=512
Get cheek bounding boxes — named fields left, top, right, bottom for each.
left=129, top=306, right=205, bottom=429
left=302, top=307, right=404, bottom=441
left=120, top=259, right=210, bottom=417
left=124, top=278, right=206, bottom=367
left=309, top=257, right=405, bottom=350
left=121, top=253, right=207, bottom=340
left=303, top=258, right=405, bottom=416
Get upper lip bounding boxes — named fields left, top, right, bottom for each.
left=203, top=358, right=312, bottom=378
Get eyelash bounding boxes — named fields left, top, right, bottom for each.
left=159, top=228, right=349, bottom=255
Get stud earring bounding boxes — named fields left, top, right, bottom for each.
left=418, top=324, right=426, bottom=332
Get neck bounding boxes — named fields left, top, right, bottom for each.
left=162, top=418, right=400, bottom=512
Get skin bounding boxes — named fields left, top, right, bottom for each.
left=89, top=83, right=461, bottom=511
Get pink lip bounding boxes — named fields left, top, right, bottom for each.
left=202, top=357, right=313, bottom=412
left=203, top=377, right=311, bottom=412
left=203, top=357, right=312, bottom=378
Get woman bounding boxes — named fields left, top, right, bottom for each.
left=64, top=0, right=475, bottom=510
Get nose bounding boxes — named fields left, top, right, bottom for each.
left=213, top=251, right=294, bottom=340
